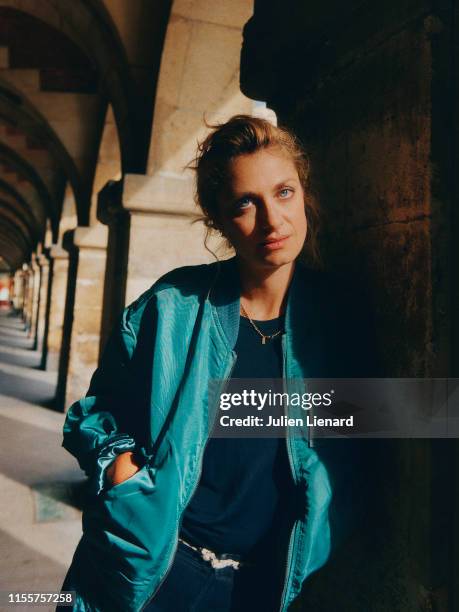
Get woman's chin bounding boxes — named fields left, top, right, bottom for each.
left=255, top=251, right=297, bottom=270
left=236, top=246, right=300, bottom=272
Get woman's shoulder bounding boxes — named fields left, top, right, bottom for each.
left=127, top=261, right=219, bottom=313
left=154, top=261, right=218, bottom=292
left=116, top=262, right=219, bottom=347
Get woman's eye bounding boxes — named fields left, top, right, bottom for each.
left=237, top=197, right=253, bottom=209
left=279, top=188, right=293, bottom=198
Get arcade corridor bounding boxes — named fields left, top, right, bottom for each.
left=0, top=0, right=458, bottom=609
left=0, top=309, right=82, bottom=607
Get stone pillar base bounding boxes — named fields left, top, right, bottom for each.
left=56, top=225, right=108, bottom=410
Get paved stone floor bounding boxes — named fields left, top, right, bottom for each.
left=0, top=310, right=84, bottom=612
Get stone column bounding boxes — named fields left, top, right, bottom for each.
left=28, top=258, right=40, bottom=341
left=46, top=247, right=70, bottom=372
left=97, top=175, right=226, bottom=351
left=123, top=174, right=221, bottom=304
left=12, top=269, right=25, bottom=312
left=241, top=2, right=458, bottom=608
left=56, top=224, right=108, bottom=410
left=35, top=253, right=50, bottom=357
left=18, top=269, right=27, bottom=318
left=18, top=270, right=26, bottom=313
left=97, top=180, right=129, bottom=354
left=23, top=266, right=34, bottom=331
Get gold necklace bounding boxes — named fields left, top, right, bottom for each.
left=240, top=303, right=284, bottom=344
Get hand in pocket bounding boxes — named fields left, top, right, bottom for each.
left=106, top=451, right=142, bottom=486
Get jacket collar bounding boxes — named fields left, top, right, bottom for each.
left=208, top=256, right=241, bottom=350
left=209, top=255, right=315, bottom=367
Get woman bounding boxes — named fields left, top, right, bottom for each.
left=60, top=115, right=374, bottom=611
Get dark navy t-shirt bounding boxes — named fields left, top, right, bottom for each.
left=180, top=314, right=296, bottom=557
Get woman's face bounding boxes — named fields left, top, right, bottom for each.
left=217, top=146, right=307, bottom=272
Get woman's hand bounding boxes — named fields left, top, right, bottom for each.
left=106, top=451, right=142, bottom=486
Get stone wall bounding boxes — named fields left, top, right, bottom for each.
left=242, top=0, right=457, bottom=609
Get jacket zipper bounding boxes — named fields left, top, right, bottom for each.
left=139, top=352, right=237, bottom=611
left=278, top=335, right=299, bottom=612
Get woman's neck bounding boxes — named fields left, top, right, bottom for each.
left=237, top=259, right=295, bottom=320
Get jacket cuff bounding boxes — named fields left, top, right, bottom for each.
left=92, top=434, right=137, bottom=495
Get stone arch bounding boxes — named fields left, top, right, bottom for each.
left=0, top=141, right=59, bottom=237
left=0, top=234, right=22, bottom=267
left=146, top=0, right=254, bottom=179
left=0, top=77, right=85, bottom=224
left=0, top=177, right=43, bottom=238
left=88, top=104, right=122, bottom=224
left=0, top=0, right=153, bottom=173
left=0, top=202, right=32, bottom=248
left=0, top=215, right=30, bottom=266
left=0, top=197, right=36, bottom=244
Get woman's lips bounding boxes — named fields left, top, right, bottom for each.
left=260, top=236, right=289, bottom=250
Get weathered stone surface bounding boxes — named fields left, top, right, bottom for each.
left=346, top=220, right=433, bottom=377
left=28, top=256, right=40, bottom=343
left=173, top=0, right=253, bottom=28
left=23, top=267, right=34, bottom=329
left=106, top=0, right=168, bottom=66
left=47, top=248, right=69, bottom=371
left=0, top=68, right=40, bottom=93
left=279, top=19, right=434, bottom=379
left=241, top=0, right=457, bottom=608
left=35, top=253, right=49, bottom=355
left=89, top=104, right=122, bottom=225
left=58, top=226, right=108, bottom=408
left=147, top=0, right=252, bottom=176
left=73, top=224, right=108, bottom=250
left=154, top=15, right=192, bottom=109
left=58, top=187, right=78, bottom=243
left=124, top=211, right=229, bottom=305
left=11, top=269, right=25, bottom=309
left=123, top=172, right=195, bottom=214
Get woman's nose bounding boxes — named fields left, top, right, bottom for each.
left=259, top=200, right=282, bottom=231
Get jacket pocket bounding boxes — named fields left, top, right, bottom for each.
left=82, top=463, right=157, bottom=586
left=103, top=463, right=157, bottom=498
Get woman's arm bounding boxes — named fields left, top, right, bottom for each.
left=62, top=263, right=211, bottom=494
left=62, top=292, right=157, bottom=495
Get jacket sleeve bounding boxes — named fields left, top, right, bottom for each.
left=62, top=294, right=155, bottom=496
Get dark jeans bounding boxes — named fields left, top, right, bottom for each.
left=143, top=541, right=282, bottom=612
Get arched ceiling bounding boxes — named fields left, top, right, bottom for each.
left=0, top=0, right=172, bottom=271
left=0, top=196, right=36, bottom=242
left=0, top=215, right=29, bottom=267
left=0, top=3, right=110, bottom=270
left=0, top=176, right=42, bottom=235
left=0, top=138, right=61, bottom=232
left=0, top=0, right=153, bottom=173
left=0, top=78, right=84, bottom=222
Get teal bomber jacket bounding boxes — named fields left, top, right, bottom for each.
left=61, top=256, right=375, bottom=611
